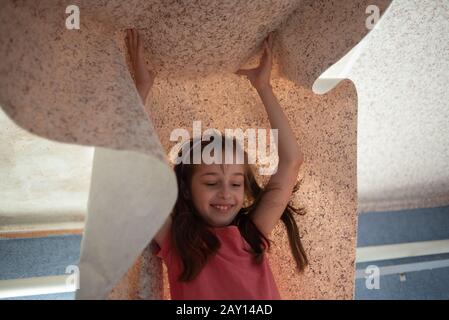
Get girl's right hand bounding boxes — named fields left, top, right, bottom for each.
left=235, top=32, right=274, bottom=91
left=125, top=28, right=155, bottom=102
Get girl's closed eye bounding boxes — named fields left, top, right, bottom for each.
left=202, top=180, right=242, bottom=187
left=204, top=181, right=218, bottom=186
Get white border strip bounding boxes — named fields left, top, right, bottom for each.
left=0, top=222, right=84, bottom=235
left=356, top=239, right=449, bottom=263
left=356, top=259, right=449, bottom=279
left=0, top=275, right=76, bottom=299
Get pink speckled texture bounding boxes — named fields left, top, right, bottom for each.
left=0, top=0, right=165, bottom=160
left=0, top=0, right=390, bottom=299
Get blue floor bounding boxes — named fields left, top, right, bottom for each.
left=0, top=234, right=81, bottom=300
left=1, top=206, right=448, bottom=299
left=0, top=234, right=81, bottom=280
left=355, top=205, right=449, bottom=299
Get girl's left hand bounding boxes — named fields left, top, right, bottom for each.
left=126, top=28, right=155, bottom=101
left=235, top=32, right=274, bottom=91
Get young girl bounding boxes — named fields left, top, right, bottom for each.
left=126, top=28, right=308, bottom=299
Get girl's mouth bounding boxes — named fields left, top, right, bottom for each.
left=211, top=204, right=234, bottom=212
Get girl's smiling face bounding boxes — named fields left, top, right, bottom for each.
left=190, top=163, right=245, bottom=227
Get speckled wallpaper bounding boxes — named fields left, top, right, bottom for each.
left=349, top=0, right=449, bottom=212
left=0, top=0, right=391, bottom=299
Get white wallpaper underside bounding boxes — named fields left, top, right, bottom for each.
left=344, top=0, right=448, bottom=212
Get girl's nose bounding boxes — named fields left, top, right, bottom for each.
left=218, top=186, right=231, bottom=199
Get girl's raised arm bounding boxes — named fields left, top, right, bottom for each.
left=126, top=28, right=171, bottom=247
left=236, top=32, right=304, bottom=238
left=125, top=28, right=155, bottom=104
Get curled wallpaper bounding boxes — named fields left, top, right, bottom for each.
left=1, top=0, right=392, bottom=299
left=349, top=0, right=449, bottom=212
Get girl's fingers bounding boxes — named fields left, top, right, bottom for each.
left=235, top=69, right=250, bottom=77
left=126, top=29, right=132, bottom=48
left=136, top=30, right=144, bottom=54
left=125, top=29, right=131, bottom=48
left=263, top=40, right=271, bottom=60
left=129, top=29, right=134, bottom=49
left=132, top=29, right=138, bottom=51
left=126, top=29, right=133, bottom=57
left=263, top=35, right=271, bottom=48
left=266, top=32, right=274, bottom=51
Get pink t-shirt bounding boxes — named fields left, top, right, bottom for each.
left=155, top=225, right=281, bottom=300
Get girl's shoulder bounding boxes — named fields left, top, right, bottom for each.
left=154, top=226, right=173, bottom=262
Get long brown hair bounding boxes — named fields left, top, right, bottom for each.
left=170, top=134, right=308, bottom=281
